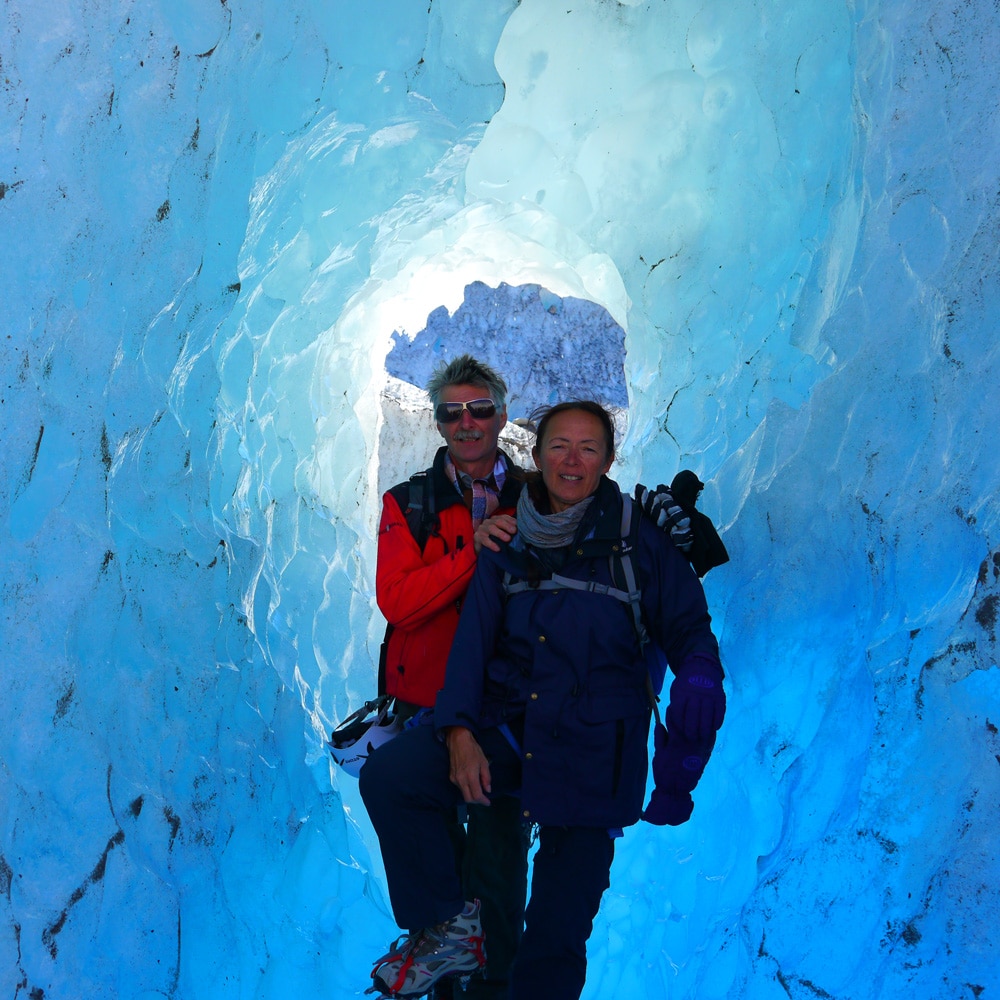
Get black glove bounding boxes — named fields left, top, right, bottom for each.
left=634, top=483, right=693, bottom=552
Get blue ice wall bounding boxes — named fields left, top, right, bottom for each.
left=2, top=2, right=998, bottom=999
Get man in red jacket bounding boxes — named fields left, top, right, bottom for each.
left=375, top=354, right=527, bottom=999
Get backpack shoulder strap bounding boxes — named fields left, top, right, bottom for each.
left=396, top=467, right=438, bottom=551
left=501, top=496, right=646, bottom=645
left=618, top=496, right=668, bottom=719
left=502, top=572, right=636, bottom=602
left=616, top=494, right=648, bottom=651
left=500, top=497, right=665, bottom=719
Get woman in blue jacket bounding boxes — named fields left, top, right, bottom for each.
left=361, top=401, right=725, bottom=1000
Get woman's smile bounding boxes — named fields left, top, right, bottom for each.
left=533, top=409, right=613, bottom=513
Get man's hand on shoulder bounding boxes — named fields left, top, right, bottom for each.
left=473, top=513, right=518, bottom=555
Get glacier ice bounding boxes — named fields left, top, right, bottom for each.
left=2, top=0, right=998, bottom=998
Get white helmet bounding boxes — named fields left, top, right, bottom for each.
left=328, top=695, right=403, bottom=777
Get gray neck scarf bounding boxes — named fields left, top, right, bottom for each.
left=516, top=486, right=594, bottom=549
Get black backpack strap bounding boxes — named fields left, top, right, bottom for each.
left=377, top=626, right=392, bottom=697
left=388, top=466, right=441, bottom=553
left=502, top=572, right=637, bottom=604
left=404, top=469, right=437, bottom=551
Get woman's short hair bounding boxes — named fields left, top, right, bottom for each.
left=425, top=355, right=508, bottom=409
left=531, top=400, right=616, bottom=461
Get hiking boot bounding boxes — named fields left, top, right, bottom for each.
left=369, top=901, right=486, bottom=998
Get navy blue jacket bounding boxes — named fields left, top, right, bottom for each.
left=434, top=477, right=722, bottom=828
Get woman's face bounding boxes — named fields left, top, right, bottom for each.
left=533, top=409, right=613, bottom=513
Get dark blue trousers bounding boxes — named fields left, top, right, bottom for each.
left=359, top=723, right=615, bottom=1000
left=510, top=825, right=614, bottom=1000
left=360, top=722, right=522, bottom=928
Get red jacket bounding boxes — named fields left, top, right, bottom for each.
left=376, top=447, right=522, bottom=707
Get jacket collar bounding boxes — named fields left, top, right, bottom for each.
left=574, top=476, right=623, bottom=541
left=430, top=446, right=524, bottom=511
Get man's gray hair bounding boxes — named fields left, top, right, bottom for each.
left=425, top=354, right=508, bottom=409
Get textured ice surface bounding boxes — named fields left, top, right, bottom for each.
left=2, top=1, right=999, bottom=998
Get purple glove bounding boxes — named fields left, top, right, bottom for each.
left=643, top=787, right=694, bottom=826
left=642, top=723, right=711, bottom=826
left=666, top=657, right=726, bottom=742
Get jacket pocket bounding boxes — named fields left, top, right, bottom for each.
left=571, top=683, right=649, bottom=803
left=578, top=683, right=649, bottom=723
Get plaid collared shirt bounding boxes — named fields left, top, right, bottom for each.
left=444, top=452, right=508, bottom=529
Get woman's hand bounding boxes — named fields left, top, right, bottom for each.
left=444, top=726, right=492, bottom=805
left=473, top=514, right=518, bottom=554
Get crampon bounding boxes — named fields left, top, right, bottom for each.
left=366, top=901, right=486, bottom=999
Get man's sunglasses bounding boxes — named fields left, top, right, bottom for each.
left=434, top=398, right=498, bottom=423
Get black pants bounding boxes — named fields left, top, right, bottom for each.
left=392, top=699, right=531, bottom=996
left=360, top=723, right=615, bottom=1000
left=462, top=798, right=531, bottom=997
